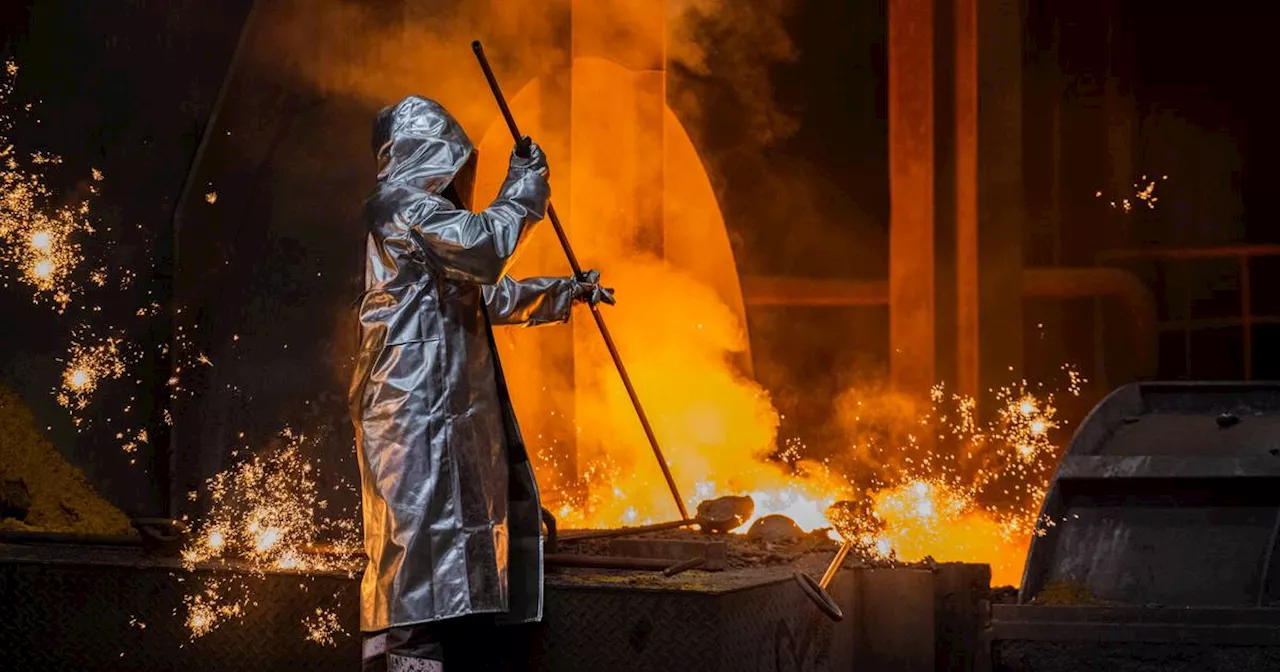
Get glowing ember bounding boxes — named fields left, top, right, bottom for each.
left=1097, top=173, right=1167, bottom=212
left=183, top=582, right=246, bottom=640
left=180, top=428, right=360, bottom=640
left=254, top=526, right=282, bottom=553
left=31, top=258, right=52, bottom=279
left=67, top=368, right=89, bottom=388
left=304, top=607, right=346, bottom=647
left=872, top=477, right=1031, bottom=583
left=275, top=549, right=303, bottom=570
left=0, top=60, right=101, bottom=312
left=29, top=229, right=51, bottom=250
left=0, top=57, right=151, bottom=453
left=550, top=359, right=1081, bottom=587
left=841, top=369, right=1082, bottom=584
left=57, top=333, right=130, bottom=419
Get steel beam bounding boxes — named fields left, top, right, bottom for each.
left=888, top=0, right=937, bottom=399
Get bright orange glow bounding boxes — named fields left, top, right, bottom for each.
left=29, top=230, right=51, bottom=251
left=469, top=58, right=1079, bottom=589
left=179, top=429, right=361, bottom=639
left=474, top=59, right=826, bottom=534
left=872, top=478, right=1033, bottom=586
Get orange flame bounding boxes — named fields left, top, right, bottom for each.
left=467, top=57, right=1078, bottom=588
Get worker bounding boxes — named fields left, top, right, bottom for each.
left=350, top=95, right=614, bottom=671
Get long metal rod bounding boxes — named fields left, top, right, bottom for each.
left=1241, top=255, right=1253, bottom=381
left=662, top=556, right=706, bottom=577
left=544, top=554, right=672, bottom=571
left=1098, top=244, right=1280, bottom=261
left=557, top=519, right=695, bottom=542
left=819, top=540, right=854, bottom=589
left=471, top=40, right=688, bottom=520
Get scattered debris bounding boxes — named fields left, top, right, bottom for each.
left=990, top=585, right=1019, bottom=603
left=695, top=495, right=754, bottom=534
left=825, top=498, right=883, bottom=553
left=746, top=514, right=804, bottom=544
left=1031, top=579, right=1114, bottom=606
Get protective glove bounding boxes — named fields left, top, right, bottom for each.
left=510, top=136, right=549, bottom=180
left=572, top=269, right=615, bottom=307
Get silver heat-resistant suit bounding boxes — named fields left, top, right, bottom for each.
left=350, top=96, right=610, bottom=669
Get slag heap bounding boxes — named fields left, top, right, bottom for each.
left=0, top=385, right=134, bottom=536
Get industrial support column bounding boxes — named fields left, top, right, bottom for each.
left=889, top=0, right=937, bottom=399
left=953, top=0, right=980, bottom=400
left=893, top=0, right=1024, bottom=404
left=975, top=0, right=1025, bottom=394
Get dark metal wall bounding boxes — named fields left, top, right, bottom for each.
left=0, top=0, right=252, bottom=517
left=168, top=2, right=371, bottom=517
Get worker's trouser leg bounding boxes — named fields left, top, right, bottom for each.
left=361, top=615, right=505, bottom=672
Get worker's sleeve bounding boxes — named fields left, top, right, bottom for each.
left=406, top=147, right=550, bottom=285
left=483, top=275, right=576, bottom=326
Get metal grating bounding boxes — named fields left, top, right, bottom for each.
left=0, top=543, right=858, bottom=672
left=2, top=556, right=361, bottom=671
left=541, top=578, right=853, bottom=672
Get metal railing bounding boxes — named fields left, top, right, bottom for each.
left=1097, top=244, right=1280, bottom=381
left=740, top=266, right=1160, bottom=385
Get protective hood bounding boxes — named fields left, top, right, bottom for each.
left=373, top=95, right=478, bottom=209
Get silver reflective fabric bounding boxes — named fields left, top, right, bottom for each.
left=350, top=96, right=574, bottom=632
left=387, top=655, right=444, bottom=672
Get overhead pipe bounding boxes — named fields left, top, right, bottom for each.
left=1020, top=267, right=1158, bottom=381
left=740, top=266, right=1158, bottom=379
left=739, top=276, right=889, bottom=308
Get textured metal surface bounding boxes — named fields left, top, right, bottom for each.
left=855, top=568, right=934, bottom=672
left=998, top=384, right=1280, bottom=660
left=541, top=571, right=857, bottom=672
left=934, top=563, right=992, bottom=672
left=995, top=383, right=1280, bottom=669
left=608, top=537, right=728, bottom=570
left=993, top=641, right=1280, bottom=672
left=1020, top=382, right=1280, bottom=607
left=0, top=547, right=360, bottom=671
left=992, top=605, right=1280, bottom=645
left=0, top=543, right=866, bottom=671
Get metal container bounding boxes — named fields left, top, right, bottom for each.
left=992, top=381, right=1280, bottom=671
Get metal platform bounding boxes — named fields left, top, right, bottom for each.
left=991, top=605, right=1280, bottom=672
left=2, top=542, right=933, bottom=671
left=1, top=542, right=360, bottom=671
left=543, top=559, right=858, bottom=671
